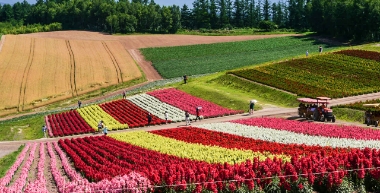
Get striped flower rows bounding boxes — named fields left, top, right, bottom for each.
left=6, top=117, right=380, bottom=192
left=46, top=88, right=240, bottom=137
left=127, top=93, right=196, bottom=122
left=58, top=118, right=380, bottom=192
left=77, top=105, right=128, bottom=130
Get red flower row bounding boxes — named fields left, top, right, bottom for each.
left=335, top=49, right=380, bottom=62
left=99, top=99, right=168, bottom=127
left=47, top=110, right=93, bottom=137
left=59, top=135, right=380, bottom=192
left=150, top=127, right=349, bottom=156
left=148, top=88, right=243, bottom=118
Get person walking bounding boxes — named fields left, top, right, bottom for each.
left=103, top=125, right=108, bottom=135
left=183, top=75, right=188, bottom=84
left=195, top=106, right=202, bottom=121
left=147, top=113, right=152, bottom=126
left=42, top=125, right=47, bottom=138
left=249, top=101, right=255, bottom=115
left=78, top=100, right=82, bottom=108
left=97, top=120, right=104, bottom=134
left=185, top=111, right=190, bottom=125
left=122, top=91, right=126, bottom=99
left=306, top=50, right=309, bottom=57
left=319, top=46, right=323, bottom=54
left=164, top=111, right=169, bottom=124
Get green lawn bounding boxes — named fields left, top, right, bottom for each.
left=170, top=73, right=298, bottom=112
left=0, top=114, right=45, bottom=141
left=141, top=36, right=341, bottom=78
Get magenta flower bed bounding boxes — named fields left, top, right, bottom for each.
left=232, top=117, right=380, bottom=140
left=47, top=110, right=94, bottom=137
left=147, top=88, right=242, bottom=118
left=99, top=100, right=167, bottom=128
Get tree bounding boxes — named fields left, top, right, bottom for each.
left=262, top=0, right=270, bottom=21
left=218, top=0, right=229, bottom=27
left=180, top=4, right=192, bottom=29
left=160, top=6, right=172, bottom=32
left=170, top=5, right=181, bottom=33
left=209, top=0, right=218, bottom=28
left=233, top=0, right=243, bottom=27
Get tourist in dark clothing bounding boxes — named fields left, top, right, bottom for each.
left=147, top=113, right=152, bottom=126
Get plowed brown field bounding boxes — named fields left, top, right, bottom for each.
left=0, top=35, right=141, bottom=115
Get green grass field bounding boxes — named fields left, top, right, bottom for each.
left=0, top=114, right=45, bottom=141
left=141, top=36, right=341, bottom=78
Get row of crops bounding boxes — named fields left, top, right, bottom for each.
left=230, top=50, right=380, bottom=98
left=3, top=117, right=380, bottom=192
left=141, top=36, right=338, bottom=78
left=46, top=88, right=243, bottom=137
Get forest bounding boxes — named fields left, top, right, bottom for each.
left=0, top=0, right=379, bottom=40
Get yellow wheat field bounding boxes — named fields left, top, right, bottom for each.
left=0, top=35, right=141, bottom=114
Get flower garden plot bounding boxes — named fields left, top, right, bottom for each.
left=0, top=141, right=151, bottom=193
left=151, top=127, right=347, bottom=157
left=232, top=117, right=380, bottom=141
left=148, top=88, right=243, bottom=118
left=46, top=110, right=94, bottom=137
left=127, top=93, right=196, bottom=122
left=77, top=105, right=128, bottom=131
left=335, top=49, right=380, bottom=62
left=6, top=122, right=380, bottom=192
left=99, top=99, right=167, bottom=127
left=230, top=53, right=380, bottom=98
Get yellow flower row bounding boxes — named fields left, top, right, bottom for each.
left=109, top=131, right=290, bottom=164
left=77, top=105, right=128, bottom=131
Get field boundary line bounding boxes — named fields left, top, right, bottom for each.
left=0, top=35, right=5, bottom=53
left=228, top=74, right=297, bottom=96
left=18, top=38, right=35, bottom=112
left=102, top=41, right=122, bottom=83
left=65, top=40, right=77, bottom=97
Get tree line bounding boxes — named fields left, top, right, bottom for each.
left=0, top=0, right=379, bottom=40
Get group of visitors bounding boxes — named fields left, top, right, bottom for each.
left=306, top=46, right=323, bottom=57
left=96, top=120, right=108, bottom=135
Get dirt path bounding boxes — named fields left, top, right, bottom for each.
left=129, top=49, right=162, bottom=81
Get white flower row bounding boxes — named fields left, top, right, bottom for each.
left=127, top=94, right=196, bottom=122
left=198, top=122, right=380, bottom=149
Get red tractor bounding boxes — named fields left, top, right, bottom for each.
left=297, top=97, right=335, bottom=122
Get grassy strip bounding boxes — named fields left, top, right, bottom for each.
left=0, top=114, right=45, bottom=141
left=176, top=28, right=297, bottom=36
left=332, top=108, right=364, bottom=123
left=210, top=74, right=299, bottom=107
left=141, top=36, right=341, bottom=78
left=171, top=73, right=298, bottom=110
left=0, top=145, right=24, bottom=178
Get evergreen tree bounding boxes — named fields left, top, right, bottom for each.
left=262, top=0, right=270, bottom=21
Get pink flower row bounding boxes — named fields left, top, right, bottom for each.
left=0, top=143, right=37, bottom=193
left=232, top=117, right=380, bottom=140
left=24, top=143, right=48, bottom=193
left=48, top=142, right=151, bottom=193
left=148, top=88, right=242, bottom=118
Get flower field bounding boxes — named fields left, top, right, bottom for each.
left=99, top=99, right=168, bottom=127
left=147, top=88, right=243, bottom=118
left=5, top=117, right=380, bottom=192
left=45, top=89, right=240, bottom=137
left=230, top=50, right=380, bottom=98
left=46, top=110, right=94, bottom=137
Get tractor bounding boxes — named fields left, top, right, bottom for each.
left=363, top=104, right=380, bottom=127
left=297, top=97, right=335, bottom=122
